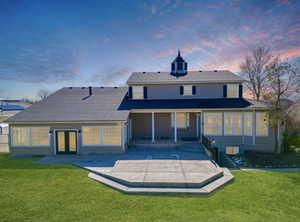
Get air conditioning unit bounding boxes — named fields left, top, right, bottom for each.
left=226, top=146, right=239, bottom=155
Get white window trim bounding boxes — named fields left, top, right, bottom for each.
left=11, top=126, right=50, bottom=147
left=203, top=112, right=223, bottom=136
left=255, top=112, right=269, bottom=137
left=81, top=126, right=122, bottom=146
left=183, top=85, right=193, bottom=96
left=132, top=86, right=144, bottom=100
left=224, top=112, right=242, bottom=136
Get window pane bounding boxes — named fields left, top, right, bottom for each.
left=57, top=131, right=65, bottom=152
left=12, top=127, right=30, bottom=146
left=227, top=84, right=239, bottom=98
left=31, top=128, right=49, bottom=146
left=244, top=112, right=253, bottom=136
left=256, top=112, right=268, bottom=136
left=103, top=127, right=121, bottom=145
left=172, top=113, right=189, bottom=128
left=132, top=86, right=144, bottom=99
left=224, top=113, right=242, bottom=135
left=69, top=132, right=77, bottom=152
left=204, top=113, right=222, bottom=135
left=183, top=85, right=192, bottom=96
left=83, top=127, right=100, bottom=145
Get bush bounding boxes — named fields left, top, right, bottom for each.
left=283, top=132, right=300, bottom=152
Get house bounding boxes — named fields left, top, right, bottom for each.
left=5, top=51, right=278, bottom=156
left=0, top=99, right=30, bottom=152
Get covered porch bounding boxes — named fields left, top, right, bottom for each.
left=128, top=111, right=202, bottom=144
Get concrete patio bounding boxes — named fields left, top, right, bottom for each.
left=37, top=144, right=234, bottom=194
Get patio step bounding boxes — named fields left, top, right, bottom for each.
left=87, top=168, right=224, bottom=188
left=88, top=168, right=234, bottom=195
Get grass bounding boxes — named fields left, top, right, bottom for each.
left=0, top=154, right=300, bottom=222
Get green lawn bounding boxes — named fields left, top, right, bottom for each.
left=0, top=154, right=299, bottom=222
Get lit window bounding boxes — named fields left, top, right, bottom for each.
left=12, top=127, right=30, bottom=146
left=226, top=146, right=239, bottom=155
left=82, top=126, right=121, bottom=146
left=204, top=112, right=223, bottom=135
left=82, top=127, right=100, bottom=145
left=103, top=127, right=121, bottom=145
left=171, top=113, right=190, bottom=128
left=31, top=128, right=49, bottom=146
left=183, top=85, right=193, bottom=96
left=132, top=86, right=144, bottom=99
left=256, top=112, right=268, bottom=136
left=244, top=112, right=253, bottom=136
left=227, top=84, right=239, bottom=98
left=12, top=127, right=49, bottom=146
left=224, top=112, right=242, bottom=135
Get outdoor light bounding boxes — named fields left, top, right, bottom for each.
left=48, top=130, right=53, bottom=134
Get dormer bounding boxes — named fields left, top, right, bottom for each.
left=171, top=50, right=187, bottom=77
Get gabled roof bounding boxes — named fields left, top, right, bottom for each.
left=0, top=105, right=25, bottom=111
left=5, top=87, right=129, bottom=123
left=127, top=70, right=243, bottom=85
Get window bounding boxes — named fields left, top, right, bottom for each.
left=171, top=113, right=190, bottom=128
left=224, top=112, right=242, bottom=135
left=204, top=112, right=223, bottom=135
left=183, top=85, right=193, bottom=96
left=226, top=146, right=239, bottom=155
left=227, top=84, right=239, bottom=98
left=31, top=128, right=49, bottom=146
left=177, top=62, right=183, bottom=70
left=103, top=127, right=121, bottom=145
left=82, top=126, right=121, bottom=146
left=12, top=127, right=49, bottom=146
left=82, top=127, right=100, bottom=145
left=132, top=86, right=144, bottom=99
left=244, top=112, right=253, bottom=136
left=256, top=112, right=268, bottom=136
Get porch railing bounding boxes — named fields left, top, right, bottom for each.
left=201, top=135, right=218, bottom=163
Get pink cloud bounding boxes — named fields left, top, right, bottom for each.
left=202, top=40, right=222, bottom=50
left=241, top=25, right=251, bottom=31
left=277, top=0, right=291, bottom=5
left=153, top=33, right=165, bottom=39
left=280, top=48, right=300, bottom=60
left=143, top=3, right=157, bottom=14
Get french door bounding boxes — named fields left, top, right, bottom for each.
left=56, top=130, right=77, bottom=154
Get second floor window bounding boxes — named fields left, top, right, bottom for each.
left=183, top=85, right=193, bottom=96
left=132, top=86, right=144, bottom=99
left=227, top=84, right=239, bottom=98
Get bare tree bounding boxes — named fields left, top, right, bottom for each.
left=37, top=89, right=51, bottom=101
left=240, top=46, right=272, bottom=101
left=265, top=56, right=300, bottom=153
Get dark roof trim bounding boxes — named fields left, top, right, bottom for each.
left=118, top=98, right=252, bottom=110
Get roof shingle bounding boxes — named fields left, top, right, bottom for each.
left=127, top=70, right=243, bottom=84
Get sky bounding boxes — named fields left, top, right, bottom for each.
left=0, top=0, right=299, bottom=99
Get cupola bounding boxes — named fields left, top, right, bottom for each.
left=171, top=50, right=188, bottom=77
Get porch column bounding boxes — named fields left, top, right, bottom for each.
left=252, top=110, right=256, bottom=145
left=152, top=112, right=155, bottom=143
left=174, top=112, right=177, bottom=143
left=196, top=113, right=199, bottom=138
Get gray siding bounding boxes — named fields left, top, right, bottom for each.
left=9, top=122, right=125, bottom=156
left=146, top=84, right=224, bottom=100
